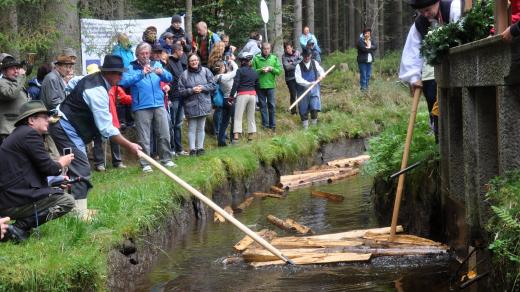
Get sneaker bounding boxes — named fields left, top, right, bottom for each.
left=163, top=160, right=177, bottom=168
left=196, top=149, right=205, bottom=156
left=177, top=150, right=189, bottom=156
left=95, top=165, right=106, bottom=172
left=114, top=163, right=127, bottom=169
left=142, top=165, right=153, bottom=173
left=189, top=149, right=197, bottom=156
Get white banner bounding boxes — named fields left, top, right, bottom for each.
left=80, top=17, right=183, bottom=75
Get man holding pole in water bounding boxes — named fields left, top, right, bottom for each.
left=294, top=49, right=324, bottom=129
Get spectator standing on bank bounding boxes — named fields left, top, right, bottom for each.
left=177, top=53, right=216, bottom=156
left=222, top=34, right=237, bottom=61
left=40, top=49, right=77, bottom=110
left=357, top=28, right=377, bottom=91
left=27, top=63, right=52, bottom=100
left=112, top=33, right=134, bottom=68
left=252, top=42, right=282, bottom=131
left=240, top=32, right=262, bottom=56
left=162, top=15, right=192, bottom=54
left=120, top=42, right=174, bottom=173
left=295, top=49, right=325, bottom=129
left=305, top=39, right=321, bottom=63
left=230, top=52, right=259, bottom=143
left=0, top=54, right=29, bottom=145
left=299, top=26, right=321, bottom=52
left=142, top=26, right=158, bottom=46
left=282, top=42, right=303, bottom=115
left=192, top=21, right=221, bottom=67
left=212, top=59, right=238, bottom=146
left=164, top=44, right=188, bottom=156
left=207, top=41, right=227, bottom=137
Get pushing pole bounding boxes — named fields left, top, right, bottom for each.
left=138, top=151, right=294, bottom=265
left=288, top=65, right=336, bottom=111
left=389, top=87, right=422, bottom=238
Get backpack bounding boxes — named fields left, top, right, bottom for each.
left=212, top=80, right=224, bottom=107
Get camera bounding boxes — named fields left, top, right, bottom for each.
left=63, top=147, right=72, bottom=155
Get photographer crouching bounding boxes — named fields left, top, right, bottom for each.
left=0, top=101, right=75, bottom=242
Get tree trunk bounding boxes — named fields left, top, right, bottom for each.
left=186, top=0, right=193, bottom=40
left=0, top=4, right=19, bottom=58
left=354, top=0, right=362, bottom=44
left=378, top=0, right=385, bottom=57
left=305, top=0, right=314, bottom=33
left=324, top=0, right=330, bottom=54
left=294, top=0, right=303, bottom=50
left=273, top=0, right=283, bottom=57
left=115, top=0, right=125, bottom=19
left=395, top=0, right=404, bottom=49
left=348, top=0, right=355, bottom=48
left=332, top=0, right=339, bottom=52
left=44, top=0, right=81, bottom=72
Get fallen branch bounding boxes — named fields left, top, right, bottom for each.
left=267, top=215, right=313, bottom=235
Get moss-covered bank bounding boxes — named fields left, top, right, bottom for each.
left=0, top=52, right=411, bottom=291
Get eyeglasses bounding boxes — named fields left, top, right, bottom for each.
left=189, top=59, right=199, bottom=63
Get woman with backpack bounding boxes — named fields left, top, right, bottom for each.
left=212, top=59, right=238, bottom=146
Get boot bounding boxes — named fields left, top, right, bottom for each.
left=74, top=199, right=97, bottom=222
left=302, top=120, right=309, bottom=129
left=1, top=225, right=28, bottom=242
left=311, top=119, right=318, bottom=126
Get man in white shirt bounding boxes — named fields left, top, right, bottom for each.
left=295, top=49, right=325, bottom=129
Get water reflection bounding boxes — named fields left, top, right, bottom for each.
left=142, top=175, right=455, bottom=291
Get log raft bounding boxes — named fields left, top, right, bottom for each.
left=232, top=225, right=449, bottom=267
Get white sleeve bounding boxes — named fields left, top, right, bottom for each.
left=220, top=61, right=238, bottom=81
left=295, top=64, right=311, bottom=87
left=399, top=24, right=423, bottom=85
left=315, top=61, right=325, bottom=77
left=83, top=86, right=120, bottom=138
left=450, top=0, right=462, bottom=22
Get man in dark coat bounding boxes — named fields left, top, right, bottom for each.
left=0, top=101, right=75, bottom=242
left=162, top=15, right=192, bottom=54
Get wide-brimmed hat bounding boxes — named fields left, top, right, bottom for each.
left=55, top=54, right=76, bottom=65
left=0, top=54, right=21, bottom=70
left=99, top=55, right=126, bottom=73
left=409, top=0, right=440, bottom=9
left=14, top=101, right=51, bottom=126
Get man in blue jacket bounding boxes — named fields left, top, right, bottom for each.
left=120, top=42, right=174, bottom=173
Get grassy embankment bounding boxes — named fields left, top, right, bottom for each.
left=0, top=50, right=417, bottom=290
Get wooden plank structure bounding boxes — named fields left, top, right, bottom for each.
left=233, top=225, right=449, bottom=267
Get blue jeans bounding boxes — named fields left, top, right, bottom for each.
left=213, top=106, right=223, bottom=136
left=169, top=99, right=184, bottom=152
left=257, top=88, right=276, bottom=129
left=358, top=62, right=372, bottom=90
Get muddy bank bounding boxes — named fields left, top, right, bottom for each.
left=107, top=137, right=366, bottom=291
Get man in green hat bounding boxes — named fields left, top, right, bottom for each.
left=0, top=54, right=29, bottom=146
left=0, top=100, right=75, bottom=242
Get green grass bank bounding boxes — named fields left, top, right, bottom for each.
left=0, top=51, right=416, bottom=291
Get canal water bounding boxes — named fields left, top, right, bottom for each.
left=140, top=175, right=458, bottom=291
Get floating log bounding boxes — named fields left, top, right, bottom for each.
left=293, top=165, right=338, bottom=175
left=362, top=234, right=444, bottom=246
left=234, top=197, right=255, bottom=213
left=327, top=154, right=370, bottom=168
left=213, top=206, right=234, bottom=223
left=280, top=168, right=352, bottom=184
left=250, top=252, right=372, bottom=267
left=311, top=190, right=345, bottom=202
left=311, top=226, right=404, bottom=240
left=252, top=192, right=284, bottom=199
left=269, top=237, right=364, bottom=249
left=267, top=215, right=313, bottom=235
left=234, top=229, right=277, bottom=252
left=270, top=185, right=286, bottom=194
left=280, top=169, right=360, bottom=191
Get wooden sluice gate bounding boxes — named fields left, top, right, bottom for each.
left=233, top=226, right=449, bottom=267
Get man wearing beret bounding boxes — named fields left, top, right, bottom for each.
left=399, top=0, right=461, bottom=141
left=0, top=54, right=29, bottom=146
left=0, top=101, right=75, bottom=242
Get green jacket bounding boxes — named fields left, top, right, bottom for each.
left=252, top=54, right=282, bottom=89
left=0, top=76, right=29, bottom=135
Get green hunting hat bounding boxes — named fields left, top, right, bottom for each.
left=14, top=100, right=52, bottom=127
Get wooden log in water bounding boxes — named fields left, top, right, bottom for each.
left=234, top=229, right=277, bottom=252
left=310, top=190, right=345, bottom=202
left=270, top=185, right=286, bottom=194
left=327, top=154, right=370, bottom=168
left=293, top=165, right=339, bottom=175
left=295, top=226, right=404, bottom=241
left=280, top=168, right=352, bottom=184
left=252, top=192, right=284, bottom=199
left=234, top=197, right=255, bottom=213
left=267, top=215, right=313, bottom=235
left=250, top=252, right=372, bottom=267
left=213, top=206, right=234, bottom=223
left=270, top=237, right=364, bottom=249
left=362, top=234, right=444, bottom=246
left=280, top=169, right=360, bottom=191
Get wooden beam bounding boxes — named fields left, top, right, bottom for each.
left=234, top=229, right=278, bottom=252
left=234, top=197, right=255, bottom=213
left=311, top=190, right=345, bottom=202
left=267, top=215, right=314, bottom=235
left=250, top=252, right=372, bottom=267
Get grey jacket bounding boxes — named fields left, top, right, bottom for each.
left=0, top=76, right=29, bottom=135
left=282, top=50, right=303, bottom=81
left=239, top=39, right=261, bottom=56
left=178, top=66, right=216, bottom=118
left=40, top=70, right=67, bottom=110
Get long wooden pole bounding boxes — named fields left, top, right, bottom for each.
left=288, top=65, right=336, bottom=111
left=138, top=151, right=294, bottom=264
left=389, top=88, right=422, bottom=238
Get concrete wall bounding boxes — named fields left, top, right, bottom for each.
left=436, top=35, right=520, bottom=246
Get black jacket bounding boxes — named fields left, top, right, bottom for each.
left=229, top=66, right=260, bottom=97
left=0, top=125, right=62, bottom=209
left=357, top=37, right=377, bottom=63
left=165, top=55, right=187, bottom=100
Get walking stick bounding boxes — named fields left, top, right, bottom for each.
left=288, top=65, right=336, bottom=111
left=138, top=151, right=295, bottom=265
left=389, top=87, right=422, bottom=239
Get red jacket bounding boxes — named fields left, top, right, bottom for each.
left=513, top=0, right=520, bottom=24
left=108, top=86, right=132, bottom=128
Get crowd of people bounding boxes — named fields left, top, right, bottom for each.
left=0, top=3, right=518, bottom=242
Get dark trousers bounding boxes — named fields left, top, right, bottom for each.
left=217, top=102, right=235, bottom=146
left=286, top=79, right=298, bottom=113
left=117, top=104, right=134, bottom=128
left=257, top=88, right=276, bottom=129
left=0, top=193, right=75, bottom=231
left=423, top=79, right=437, bottom=127
left=93, top=136, right=122, bottom=167
left=213, top=106, right=223, bottom=136
left=169, top=99, right=184, bottom=152
left=48, top=122, right=92, bottom=200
